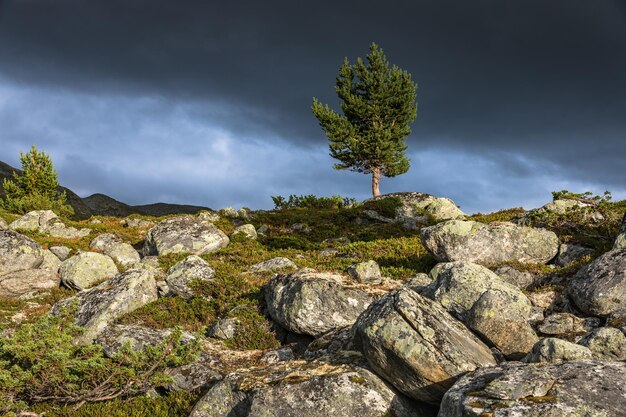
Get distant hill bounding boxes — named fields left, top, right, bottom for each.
left=0, top=160, right=210, bottom=219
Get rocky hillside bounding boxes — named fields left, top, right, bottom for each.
left=0, top=160, right=210, bottom=219
left=0, top=191, right=625, bottom=416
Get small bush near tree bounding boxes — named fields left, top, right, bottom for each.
left=1, top=145, right=74, bottom=217
left=271, top=194, right=356, bottom=210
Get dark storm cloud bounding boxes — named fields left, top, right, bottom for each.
left=0, top=0, right=625, bottom=211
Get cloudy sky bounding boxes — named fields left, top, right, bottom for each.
left=0, top=0, right=625, bottom=214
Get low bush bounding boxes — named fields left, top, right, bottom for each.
left=271, top=194, right=356, bottom=210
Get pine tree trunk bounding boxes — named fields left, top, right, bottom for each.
left=371, top=168, right=381, bottom=198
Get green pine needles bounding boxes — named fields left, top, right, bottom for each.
left=1, top=145, right=74, bottom=217
left=312, top=43, right=418, bottom=197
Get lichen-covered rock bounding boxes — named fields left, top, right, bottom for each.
left=197, top=211, right=220, bottom=223
left=404, top=273, right=432, bottom=293
left=466, top=289, right=538, bottom=359
left=578, top=327, right=626, bottom=361
left=165, top=255, right=215, bottom=299
left=207, top=318, right=238, bottom=340
left=189, top=359, right=435, bottom=417
left=44, top=218, right=92, bottom=239
left=0, top=230, right=44, bottom=275
left=420, top=220, right=559, bottom=264
left=143, top=215, right=229, bottom=256
left=524, top=338, right=593, bottom=363
left=51, top=269, right=158, bottom=344
left=615, top=213, right=626, bottom=250
left=422, top=262, right=532, bottom=322
left=569, top=248, right=626, bottom=316
left=232, top=224, right=257, bottom=239
left=90, top=233, right=140, bottom=268
left=346, top=260, right=382, bottom=284
left=555, top=243, right=594, bottom=267
left=439, top=361, right=626, bottom=417
left=0, top=268, right=60, bottom=298
left=493, top=265, right=537, bottom=289
left=353, top=287, right=496, bottom=404
left=60, top=251, right=119, bottom=290
left=249, top=257, right=297, bottom=272
left=264, top=269, right=375, bottom=337
left=8, top=210, right=57, bottom=231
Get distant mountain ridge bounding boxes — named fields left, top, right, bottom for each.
left=0, top=160, right=210, bottom=219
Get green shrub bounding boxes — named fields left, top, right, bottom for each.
left=361, top=196, right=403, bottom=218
left=271, top=194, right=356, bottom=210
left=0, top=306, right=199, bottom=415
left=1, top=145, right=74, bottom=217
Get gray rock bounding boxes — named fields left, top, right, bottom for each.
left=9, top=210, right=57, bottom=231
left=527, top=288, right=567, bottom=312
left=207, top=318, right=238, bottom=340
left=189, top=359, right=434, bottom=417
left=165, top=255, right=215, bottom=299
left=569, top=248, right=626, bottom=316
left=404, top=273, right=432, bottom=293
left=524, top=337, right=593, bottom=363
left=90, top=233, right=140, bottom=268
left=420, top=220, right=559, bottom=264
left=439, top=361, right=626, bottom=417
left=615, top=212, right=626, bottom=250
left=120, top=217, right=154, bottom=228
left=578, top=327, right=626, bottom=361
left=346, top=260, right=382, bottom=284
left=466, top=289, right=538, bottom=360
left=144, top=215, right=229, bottom=256
left=60, top=251, right=119, bottom=290
left=197, top=211, right=220, bottom=223
left=44, top=218, right=91, bottom=239
left=353, top=287, right=496, bottom=404
left=51, top=269, right=158, bottom=344
left=165, top=361, right=222, bottom=392
left=264, top=269, right=374, bottom=337
left=493, top=265, right=536, bottom=289
left=249, top=257, right=297, bottom=272
left=40, top=249, right=61, bottom=272
left=556, top=243, right=594, bottom=267
left=256, top=224, right=268, bottom=235
left=303, top=327, right=355, bottom=359
left=219, top=207, right=239, bottom=219
left=49, top=245, right=71, bottom=261
left=0, top=268, right=60, bottom=298
left=260, top=347, right=295, bottom=364
left=0, top=216, right=8, bottom=230
left=0, top=230, right=44, bottom=275
left=422, top=262, right=532, bottom=322
left=232, top=224, right=257, bottom=239
left=537, top=313, right=590, bottom=336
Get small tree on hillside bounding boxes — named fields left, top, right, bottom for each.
left=312, top=43, right=418, bottom=197
left=1, top=145, right=74, bottom=216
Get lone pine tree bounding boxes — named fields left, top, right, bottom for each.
left=312, top=43, right=418, bottom=197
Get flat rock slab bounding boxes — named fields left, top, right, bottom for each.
left=51, top=269, right=158, bottom=344
left=420, top=220, right=559, bottom=265
left=353, top=287, right=496, bottom=405
left=189, top=359, right=436, bottom=417
left=439, top=361, right=626, bottom=417
left=0, top=268, right=60, bottom=298
left=144, top=215, right=229, bottom=256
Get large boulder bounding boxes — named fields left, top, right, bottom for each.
left=439, top=361, right=626, bottom=417
left=422, top=262, right=532, bottom=322
left=60, top=251, right=119, bottom=290
left=165, top=255, right=215, bottom=299
left=569, top=248, right=626, bottom=316
left=264, top=269, right=375, bottom=337
left=90, top=233, right=140, bottom=268
left=143, top=215, right=229, bottom=256
left=352, top=287, right=496, bottom=404
left=8, top=210, right=57, bottom=231
left=420, top=220, right=559, bottom=264
left=614, top=212, right=626, bottom=250
left=364, top=192, right=465, bottom=229
left=189, top=359, right=435, bottom=417
left=51, top=269, right=158, bottom=344
left=466, top=289, right=538, bottom=360
left=524, top=337, right=593, bottom=363
left=0, top=230, right=44, bottom=275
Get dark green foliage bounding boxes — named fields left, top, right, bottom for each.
left=271, top=194, right=357, bottom=210
left=1, top=145, right=74, bottom=217
left=312, top=43, right=418, bottom=197
left=0, top=305, right=199, bottom=415
left=551, top=189, right=612, bottom=204
left=362, top=196, right=403, bottom=218
left=469, top=208, right=526, bottom=224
